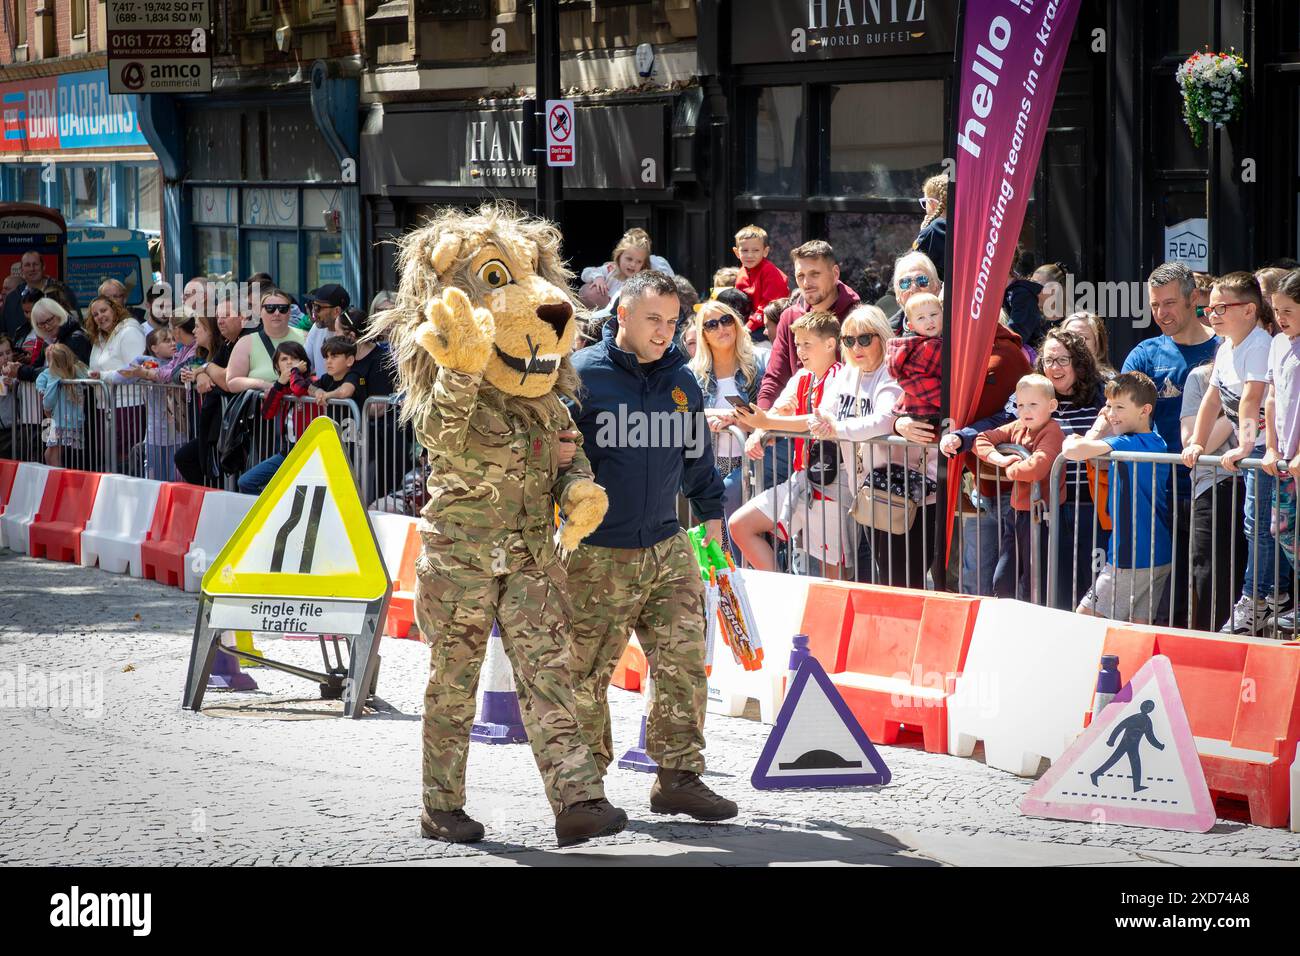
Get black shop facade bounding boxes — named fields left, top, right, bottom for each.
left=360, top=91, right=709, bottom=294
left=713, top=0, right=1110, bottom=319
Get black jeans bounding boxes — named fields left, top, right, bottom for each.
left=869, top=501, right=936, bottom=589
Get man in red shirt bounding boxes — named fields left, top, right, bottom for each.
left=756, top=239, right=860, bottom=410
left=733, top=225, right=790, bottom=336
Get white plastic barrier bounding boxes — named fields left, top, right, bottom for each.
left=947, top=600, right=1113, bottom=776
left=371, top=512, right=418, bottom=584
left=705, top=569, right=812, bottom=725
left=183, top=491, right=257, bottom=592
left=1291, top=749, right=1299, bottom=834
left=79, top=475, right=163, bottom=576
left=0, top=463, right=55, bottom=553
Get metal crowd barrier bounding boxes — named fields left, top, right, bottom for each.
left=235, top=389, right=364, bottom=492
left=1046, top=449, right=1295, bottom=639
left=731, top=430, right=944, bottom=588
left=358, top=395, right=421, bottom=514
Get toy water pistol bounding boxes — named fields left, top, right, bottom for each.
left=688, top=525, right=763, bottom=672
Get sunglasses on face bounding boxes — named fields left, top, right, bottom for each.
left=702, top=314, right=736, bottom=332
left=897, top=275, right=931, bottom=291
left=840, top=333, right=878, bottom=348
left=263, top=303, right=291, bottom=314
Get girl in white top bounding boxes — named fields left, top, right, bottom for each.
left=579, top=228, right=674, bottom=311
left=85, top=295, right=148, bottom=470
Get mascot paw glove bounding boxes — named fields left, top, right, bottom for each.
left=417, top=287, right=496, bottom=375
left=558, top=480, right=609, bottom=554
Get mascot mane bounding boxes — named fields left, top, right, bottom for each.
left=368, top=203, right=583, bottom=425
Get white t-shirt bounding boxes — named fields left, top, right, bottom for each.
left=1209, top=325, right=1271, bottom=448
left=711, top=375, right=742, bottom=458
left=1180, top=363, right=1232, bottom=499
left=305, top=323, right=330, bottom=378
left=1267, top=332, right=1300, bottom=460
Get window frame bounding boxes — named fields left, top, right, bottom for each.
left=71, top=0, right=88, bottom=38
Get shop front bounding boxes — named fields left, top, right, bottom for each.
left=0, top=67, right=160, bottom=236
left=138, top=63, right=360, bottom=301
left=720, top=0, right=1109, bottom=304
left=361, top=91, right=705, bottom=294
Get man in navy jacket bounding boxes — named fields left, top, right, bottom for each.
left=568, top=269, right=736, bottom=821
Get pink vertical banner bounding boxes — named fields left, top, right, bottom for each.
left=946, top=0, right=1083, bottom=520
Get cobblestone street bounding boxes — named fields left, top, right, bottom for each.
left=2, top=553, right=1297, bottom=867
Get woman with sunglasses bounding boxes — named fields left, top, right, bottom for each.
left=887, top=251, right=941, bottom=334
left=224, top=289, right=306, bottom=394
left=689, top=299, right=767, bottom=559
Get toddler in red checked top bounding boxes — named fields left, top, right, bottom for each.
left=888, top=291, right=944, bottom=425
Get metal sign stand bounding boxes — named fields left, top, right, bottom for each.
left=183, top=591, right=390, bottom=719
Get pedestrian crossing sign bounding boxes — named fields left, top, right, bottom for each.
left=1020, top=655, right=1216, bottom=832
left=200, top=417, right=390, bottom=603
left=751, top=656, right=891, bottom=790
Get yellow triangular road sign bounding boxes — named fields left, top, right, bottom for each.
left=201, top=417, right=390, bottom=601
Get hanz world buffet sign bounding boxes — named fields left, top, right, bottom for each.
left=733, top=0, right=957, bottom=63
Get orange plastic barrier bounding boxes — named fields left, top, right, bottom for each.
left=383, top=522, right=421, bottom=639
left=612, top=636, right=648, bottom=692
left=28, top=469, right=102, bottom=563
left=1101, top=625, right=1300, bottom=828
left=140, top=483, right=208, bottom=587
left=0, top=459, right=18, bottom=513
left=798, top=582, right=982, bottom=754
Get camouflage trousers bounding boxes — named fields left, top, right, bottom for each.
left=415, top=528, right=605, bottom=815
left=567, top=530, right=708, bottom=777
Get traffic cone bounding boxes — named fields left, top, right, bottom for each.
left=208, top=632, right=258, bottom=691
left=617, top=674, right=658, bottom=773
left=234, top=630, right=264, bottom=667
left=784, top=634, right=811, bottom=699
left=470, top=625, right=527, bottom=744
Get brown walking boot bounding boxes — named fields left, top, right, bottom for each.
left=420, top=807, right=485, bottom=843
left=650, top=769, right=738, bottom=821
left=554, top=798, right=628, bottom=847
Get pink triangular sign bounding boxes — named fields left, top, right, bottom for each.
left=1021, top=655, right=1216, bottom=833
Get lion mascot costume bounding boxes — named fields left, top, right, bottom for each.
left=371, top=205, right=626, bottom=847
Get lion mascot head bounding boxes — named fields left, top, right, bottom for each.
left=370, top=204, right=583, bottom=419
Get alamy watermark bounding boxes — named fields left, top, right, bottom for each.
left=593, top=406, right=711, bottom=459
left=1043, top=274, right=1158, bottom=328
left=0, top=665, right=103, bottom=719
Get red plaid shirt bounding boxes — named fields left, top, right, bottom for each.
left=887, top=334, right=943, bottom=417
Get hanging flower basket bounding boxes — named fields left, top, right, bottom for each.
left=1175, top=49, right=1247, bottom=147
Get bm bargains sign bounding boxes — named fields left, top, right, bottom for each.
left=0, top=69, right=147, bottom=153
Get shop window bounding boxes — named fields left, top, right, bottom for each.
left=1159, top=185, right=1210, bottom=272
left=307, top=231, right=344, bottom=292
left=1151, top=72, right=1207, bottom=173
left=60, top=166, right=107, bottom=224
left=826, top=213, right=922, bottom=305
left=127, top=166, right=161, bottom=234
left=186, top=110, right=243, bottom=181
left=824, top=81, right=944, bottom=200
left=267, top=107, right=334, bottom=182
left=742, top=211, right=803, bottom=280
left=195, top=226, right=238, bottom=279
left=745, top=87, right=804, bottom=196
left=1157, top=0, right=1215, bottom=57
left=17, top=166, right=41, bottom=203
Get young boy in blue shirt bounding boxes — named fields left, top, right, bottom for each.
left=1063, top=371, right=1172, bottom=624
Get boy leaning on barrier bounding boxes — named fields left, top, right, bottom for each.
left=973, top=374, right=1065, bottom=600
left=1063, top=372, right=1172, bottom=625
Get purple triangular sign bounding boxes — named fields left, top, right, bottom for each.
left=751, top=655, right=891, bottom=790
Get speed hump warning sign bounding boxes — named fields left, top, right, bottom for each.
left=183, top=417, right=392, bottom=718
left=545, top=99, right=575, bottom=167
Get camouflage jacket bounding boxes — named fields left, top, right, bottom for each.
left=415, top=366, right=592, bottom=570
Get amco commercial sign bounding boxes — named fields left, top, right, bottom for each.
left=0, top=69, right=147, bottom=152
